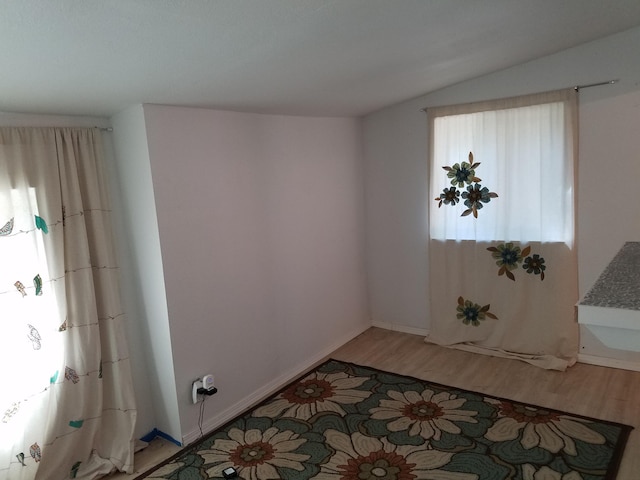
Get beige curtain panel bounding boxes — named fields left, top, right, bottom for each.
left=0, top=128, right=137, bottom=480
left=425, top=89, right=579, bottom=370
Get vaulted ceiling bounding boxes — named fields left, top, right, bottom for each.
left=2, top=0, right=640, bottom=117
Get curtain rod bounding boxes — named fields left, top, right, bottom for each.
left=95, top=126, right=113, bottom=132
left=574, top=79, right=618, bottom=91
left=420, top=79, right=620, bottom=112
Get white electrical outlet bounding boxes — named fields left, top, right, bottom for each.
left=191, top=379, right=203, bottom=404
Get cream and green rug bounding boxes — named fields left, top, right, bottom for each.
left=139, top=360, right=631, bottom=479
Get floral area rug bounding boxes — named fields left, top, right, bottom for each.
left=140, top=360, right=632, bottom=480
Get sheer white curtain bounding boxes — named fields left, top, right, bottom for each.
left=0, top=128, right=137, bottom=480
left=425, top=89, right=579, bottom=370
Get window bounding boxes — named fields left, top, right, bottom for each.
left=428, top=90, right=577, bottom=244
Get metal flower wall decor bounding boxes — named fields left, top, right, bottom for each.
left=487, top=242, right=546, bottom=281
left=456, top=296, right=498, bottom=326
left=435, top=152, right=498, bottom=218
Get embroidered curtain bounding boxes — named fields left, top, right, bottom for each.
left=425, top=89, right=579, bottom=370
left=0, top=128, right=137, bottom=480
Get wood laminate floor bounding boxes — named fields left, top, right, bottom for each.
left=107, top=327, right=640, bottom=479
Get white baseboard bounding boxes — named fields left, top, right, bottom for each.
left=578, top=353, right=640, bottom=372
left=181, top=323, right=370, bottom=445
left=372, top=321, right=429, bottom=337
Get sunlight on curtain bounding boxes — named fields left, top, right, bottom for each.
left=0, top=128, right=137, bottom=480
left=425, top=89, right=579, bottom=370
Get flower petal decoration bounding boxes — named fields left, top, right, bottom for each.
left=252, top=370, right=372, bottom=420
left=485, top=399, right=606, bottom=456
left=369, top=388, right=478, bottom=440
left=201, top=426, right=311, bottom=479
left=317, top=430, right=474, bottom=480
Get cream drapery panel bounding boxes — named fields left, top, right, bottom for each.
left=425, top=89, right=579, bottom=370
left=0, top=128, right=137, bottom=480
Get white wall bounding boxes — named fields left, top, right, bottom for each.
left=141, top=105, right=370, bottom=442
left=110, top=106, right=181, bottom=441
left=363, top=26, right=640, bottom=333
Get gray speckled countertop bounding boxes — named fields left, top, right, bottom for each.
left=580, top=242, right=640, bottom=311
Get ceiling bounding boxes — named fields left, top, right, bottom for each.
left=2, top=0, right=640, bottom=118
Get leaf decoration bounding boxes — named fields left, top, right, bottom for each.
left=50, top=370, right=59, bottom=384
left=27, top=324, right=42, bottom=350
left=16, top=453, right=25, bottom=466
left=70, top=461, right=82, bottom=478
left=69, top=419, right=84, bottom=429
left=2, top=403, right=20, bottom=423
left=468, top=154, right=482, bottom=176
left=497, top=265, right=516, bottom=281
left=29, top=443, right=41, bottom=462
left=0, top=217, right=14, bottom=236
left=14, top=281, right=27, bottom=297
left=65, top=366, right=80, bottom=384
left=33, top=274, right=43, bottom=296
left=34, top=215, right=48, bottom=234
